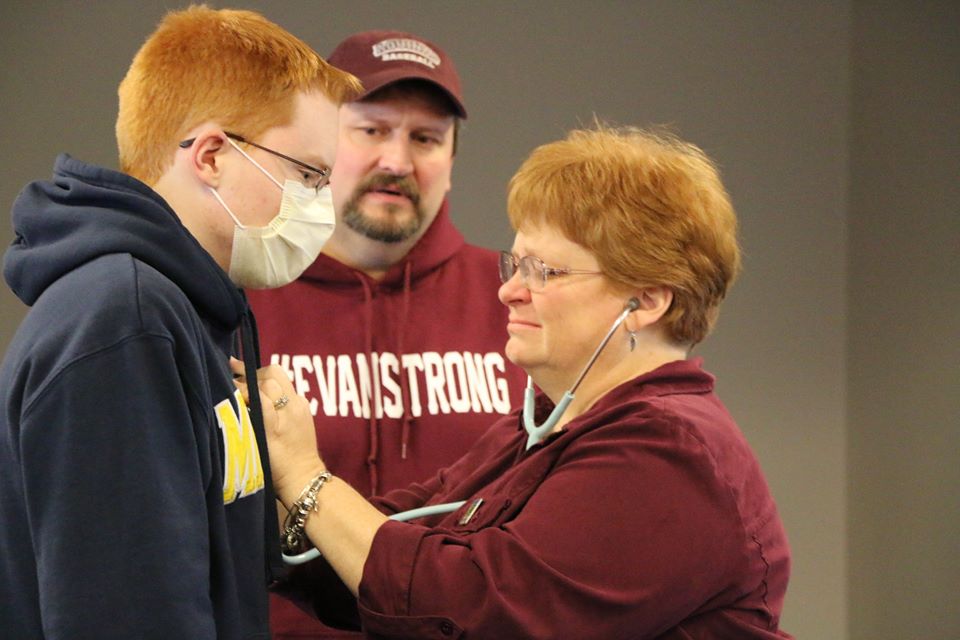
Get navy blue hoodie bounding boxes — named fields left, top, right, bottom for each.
left=0, top=155, right=274, bottom=639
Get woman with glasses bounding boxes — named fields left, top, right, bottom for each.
left=248, top=124, right=793, bottom=639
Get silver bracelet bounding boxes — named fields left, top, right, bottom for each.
left=281, top=471, right=332, bottom=555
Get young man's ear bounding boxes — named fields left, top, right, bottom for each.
left=183, top=130, right=229, bottom=188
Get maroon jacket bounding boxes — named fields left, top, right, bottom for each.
left=285, top=358, right=793, bottom=639
left=248, top=203, right=526, bottom=638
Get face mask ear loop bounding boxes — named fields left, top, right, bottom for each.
left=208, top=186, right=247, bottom=229
left=226, top=136, right=284, bottom=190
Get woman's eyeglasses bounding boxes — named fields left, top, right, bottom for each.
left=498, top=251, right=602, bottom=291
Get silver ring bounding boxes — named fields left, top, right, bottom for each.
left=273, top=395, right=290, bottom=410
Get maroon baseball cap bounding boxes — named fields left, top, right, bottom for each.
left=328, top=30, right=467, bottom=119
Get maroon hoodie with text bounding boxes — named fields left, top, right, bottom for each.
left=247, top=202, right=527, bottom=638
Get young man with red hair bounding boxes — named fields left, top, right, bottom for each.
left=0, top=7, right=358, bottom=638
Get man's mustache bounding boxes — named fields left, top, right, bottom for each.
left=356, top=173, right=420, bottom=205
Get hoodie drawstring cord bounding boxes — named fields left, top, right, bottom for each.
left=358, top=276, right=380, bottom=496
left=398, top=260, right=413, bottom=461
left=355, top=259, right=414, bottom=494
left=237, top=305, right=285, bottom=583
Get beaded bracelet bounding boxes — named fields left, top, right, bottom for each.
left=281, top=471, right=332, bottom=555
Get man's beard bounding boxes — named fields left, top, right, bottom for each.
left=341, top=173, right=424, bottom=243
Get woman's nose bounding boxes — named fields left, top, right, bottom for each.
left=498, top=267, right=530, bottom=306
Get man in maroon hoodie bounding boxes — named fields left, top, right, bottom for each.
left=246, top=30, right=527, bottom=638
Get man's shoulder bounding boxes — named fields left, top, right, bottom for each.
left=32, top=253, right=198, bottom=344
left=1, top=254, right=202, bottom=410
left=78, top=253, right=193, bottom=313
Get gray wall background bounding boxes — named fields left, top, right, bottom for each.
left=1, top=2, right=956, bottom=638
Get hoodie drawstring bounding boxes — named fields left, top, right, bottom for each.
left=236, top=305, right=285, bottom=584
left=357, top=259, right=414, bottom=496
left=398, top=261, right=414, bottom=462
left=358, top=276, right=380, bottom=495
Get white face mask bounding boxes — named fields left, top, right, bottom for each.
left=210, top=138, right=335, bottom=289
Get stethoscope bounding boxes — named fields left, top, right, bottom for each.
left=520, top=297, right=639, bottom=449
left=283, top=298, right=639, bottom=565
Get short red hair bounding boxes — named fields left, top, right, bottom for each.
left=116, top=5, right=361, bottom=184
left=507, top=124, right=741, bottom=346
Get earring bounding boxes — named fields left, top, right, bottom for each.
left=628, top=330, right=638, bottom=352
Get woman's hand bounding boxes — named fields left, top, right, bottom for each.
left=232, top=358, right=388, bottom=595
left=230, top=358, right=326, bottom=507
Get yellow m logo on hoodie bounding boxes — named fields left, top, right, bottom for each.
left=215, top=389, right=265, bottom=504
